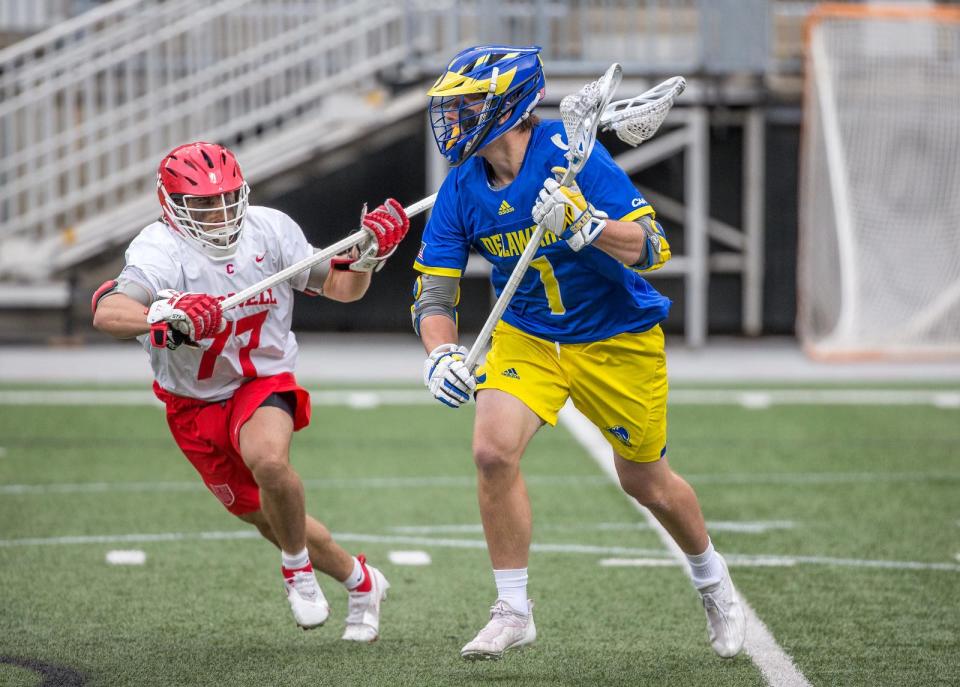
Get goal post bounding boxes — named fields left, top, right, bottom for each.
left=798, top=3, right=960, bottom=359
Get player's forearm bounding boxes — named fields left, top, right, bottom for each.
left=420, top=314, right=459, bottom=353
left=92, top=294, right=151, bottom=338
left=322, top=270, right=371, bottom=303
left=591, top=219, right=647, bottom=265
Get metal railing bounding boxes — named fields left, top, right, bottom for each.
left=405, top=0, right=770, bottom=76
left=0, top=0, right=852, bottom=289
left=0, top=1, right=89, bottom=32
left=0, top=0, right=412, bottom=277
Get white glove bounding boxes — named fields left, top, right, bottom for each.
left=531, top=177, right=608, bottom=252
left=423, top=343, right=481, bottom=408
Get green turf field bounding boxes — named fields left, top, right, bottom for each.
left=0, top=386, right=958, bottom=686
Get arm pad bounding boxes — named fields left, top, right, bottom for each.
left=631, top=216, right=671, bottom=273
left=90, top=266, right=155, bottom=313
left=411, top=274, right=460, bottom=336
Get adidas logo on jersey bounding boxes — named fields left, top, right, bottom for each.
left=501, top=367, right=520, bottom=379
left=498, top=200, right=514, bottom=215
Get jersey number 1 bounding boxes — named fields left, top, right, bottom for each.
left=531, top=256, right=566, bottom=315
left=197, top=311, right=268, bottom=380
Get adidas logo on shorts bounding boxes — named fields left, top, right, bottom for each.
left=501, top=367, right=520, bottom=379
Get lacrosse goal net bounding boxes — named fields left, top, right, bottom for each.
left=798, top=4, right=960, bottom=359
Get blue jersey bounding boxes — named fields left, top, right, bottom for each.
left=414, top=120, right=671, bottom=343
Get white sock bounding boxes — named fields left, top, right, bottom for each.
left=281, top=547, right=310, bottom=570
left=686, top=538, right=726, bottom=590
left=494, top=568, right=529, bottom=615
left=343, top=557, right=365, bottom=590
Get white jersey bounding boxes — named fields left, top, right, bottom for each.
left=123, top=205, right=315, bottom=401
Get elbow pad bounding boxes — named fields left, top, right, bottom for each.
left=632, top=217, right=671, bottom=273
left=411, top=274, right=460, bottom=336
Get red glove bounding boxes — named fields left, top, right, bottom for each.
left=146, top=290, right=223, bottom=345
left=362, top=198, right=410, bottom=258
left=333, top=199, right=410, bottom=273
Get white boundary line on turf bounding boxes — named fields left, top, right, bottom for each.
left=558, top=403, right=813, bottom=687
left=1, top=388, right=959, bottom=407
left=3, top=529, right=956, bottom=573
left=3, top=471, right=958, bottom=496
left=391, top=520, right=798, bottom=534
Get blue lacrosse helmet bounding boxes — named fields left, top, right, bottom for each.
left=427, top=45, right=545, bottom=166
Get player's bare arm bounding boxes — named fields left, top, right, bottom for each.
left=92, top=292, right=151, bottom=338
left=316, top=255, right=371, bottom=303
left=591, top=215, right=670, bottom=270
left=419, top=313, right=459, bottom=353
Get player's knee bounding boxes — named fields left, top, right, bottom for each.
left=472, top=437, right=520, bottom=476
left=247, top=454, right=292, bottom=489
left=619, top=470, right=668, bottom=509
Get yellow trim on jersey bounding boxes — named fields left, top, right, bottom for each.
left=413, top=262, right=463, bottom=278
left=619, top=205, right=656, bottom=223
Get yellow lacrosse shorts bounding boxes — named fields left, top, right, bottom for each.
left=476, top=320, right=668, bottom=463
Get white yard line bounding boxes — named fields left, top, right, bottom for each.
left=1, top=388, right=959, bottom=407
left=1, top=529, right=956, bottom=574
left=558, top=404, right=813, bottom=687
left=3, top=471, right=957, bottom=496
left=0, top=474, right=610, bottom=495
left=391, top=520, right=797, bottom=535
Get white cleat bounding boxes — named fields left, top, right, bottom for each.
left=342, top=557, right=390, bottom=643
left=283, top=566, right=330, bottom=630
left=460, top=600, right=536, bottom=661
left=698, top=555, right=746, bottom=658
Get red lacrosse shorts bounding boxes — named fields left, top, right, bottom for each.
left=154, top=373, right=311, bottom=515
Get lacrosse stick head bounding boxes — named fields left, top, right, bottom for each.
left=601, top=76, right=686, bottom=147
left=558, top=63, right=623, bottom=182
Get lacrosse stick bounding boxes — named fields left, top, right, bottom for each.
left=600, top=75, right=685, bottom=146
left=462, top=72, right=686, bottom=371
left=220, top=193, right=437, bottom=310
left=462, top=63, right=623, bottom=372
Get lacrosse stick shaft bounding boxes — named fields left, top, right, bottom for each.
left=221, top=193, right=437, bottom=310
left=463, top=223, right=548, bottom=371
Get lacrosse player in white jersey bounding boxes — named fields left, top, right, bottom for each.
left=92, top=141, right=409, bottom=641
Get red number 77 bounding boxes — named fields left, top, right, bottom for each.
left=197, top=311, right=268, bottom=380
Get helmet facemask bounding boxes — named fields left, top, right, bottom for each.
left=159, top=181, right=249, bottom=259
left=430, top=89, right=503, bottom=165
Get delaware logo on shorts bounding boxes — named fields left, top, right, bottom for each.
left=208, top=483, right=236, bottom=507
left=501, top=367, right=520, bottom=379
left=605, top=425, right=633, bottom=447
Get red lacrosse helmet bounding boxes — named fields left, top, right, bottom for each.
left=157, top=142, right=249, bottom=259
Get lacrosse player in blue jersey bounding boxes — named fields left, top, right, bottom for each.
left=412, top=46, right=746, bottom=661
